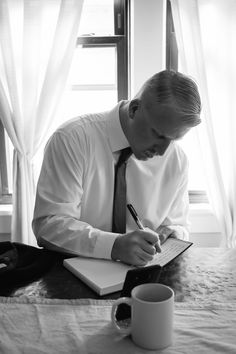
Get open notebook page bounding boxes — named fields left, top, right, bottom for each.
left=147, top=237, right=192, bottom=267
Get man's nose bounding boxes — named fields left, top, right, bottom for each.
left=158, top=139, right=171, bottom=156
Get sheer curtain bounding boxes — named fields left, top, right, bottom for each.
left=171, top=0, right=236, bottom=247
left=0, top=0, right=84, bottom=245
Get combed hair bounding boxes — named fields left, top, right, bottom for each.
left=139, top=70, right=202, bottom=127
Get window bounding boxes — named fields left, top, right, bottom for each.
left=0, top=0, right=129, bottom=203
left=54, top=0, right=129, bottom=127
left=166, top=0, right=208, bottom=204
left=0, top=0, right=208, bottom=204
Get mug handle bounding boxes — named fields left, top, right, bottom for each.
left=111, top=297, right=132, bottom=335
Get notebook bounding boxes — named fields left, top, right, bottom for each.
left=63, top=238, right=192, bottom=296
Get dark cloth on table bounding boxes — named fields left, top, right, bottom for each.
left=0, top=242, right=58, bottom=286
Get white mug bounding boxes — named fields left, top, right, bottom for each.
left=111, top=283, right=174, bottom=350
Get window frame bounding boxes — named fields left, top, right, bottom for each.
left=166, top=0, right=208, bottom=204
left=75, top=0, right=129, bottom=101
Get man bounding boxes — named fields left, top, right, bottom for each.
left=32, top=70, right=201, bottom=266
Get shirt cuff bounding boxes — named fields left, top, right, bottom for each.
left=92, top=229, right=121, bottom=260
left=165, top=225, right=189, bottom=241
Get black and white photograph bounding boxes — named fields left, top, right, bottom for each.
left=0, top=0, right=235, bottom=352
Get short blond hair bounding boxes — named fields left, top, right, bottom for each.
left=138, top=70, right=202, bottom=127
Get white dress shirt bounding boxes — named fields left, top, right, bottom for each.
left=32, top=102, right=190, bottom=259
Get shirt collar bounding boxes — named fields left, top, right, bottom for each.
left=106, top=101, right=130, bottom=153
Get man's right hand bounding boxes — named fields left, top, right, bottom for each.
left=111, top=229, right=161, bottom=266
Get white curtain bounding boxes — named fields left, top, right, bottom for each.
left=171, top=0, right=236, bottom=247
left=0, top=0, right=84, bottom=245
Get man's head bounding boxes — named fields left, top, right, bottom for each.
left=120, top=70, right=202, bottom=160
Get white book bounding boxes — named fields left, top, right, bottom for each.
left=63, top=238, right=192, bottom=296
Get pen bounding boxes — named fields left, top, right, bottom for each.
left=127, top=204, right=161, bottom=253
left=127, top=204, right=145, bottom=230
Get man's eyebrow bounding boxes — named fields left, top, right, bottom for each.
left=152, top=129, right=172, bottom=140
left=152, top=129, right=166, bottom=139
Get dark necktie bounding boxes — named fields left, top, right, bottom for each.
left=112, top=147, right=132, bottom=233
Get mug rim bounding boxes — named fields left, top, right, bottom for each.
left=132, top=283, right=174, bottom=304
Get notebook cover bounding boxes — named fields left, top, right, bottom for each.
left=63, top=257, right=130, bottom=295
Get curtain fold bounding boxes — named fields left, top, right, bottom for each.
left=0, top=0, right=84, bottom=245
left=171, top=0, right=236, bottom=247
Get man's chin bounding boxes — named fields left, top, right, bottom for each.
left=133, top=150, right=156, bottom=160
left=137, top=153, right=159, bottom=161
left=136, top=153, right=149, bottom=161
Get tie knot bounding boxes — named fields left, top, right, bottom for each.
left=117, top=147, right=132, bottom=166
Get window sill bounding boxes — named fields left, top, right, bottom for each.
left=189, top=203, right=221, bottom=233
left=0, top=203, right=220, bottom=234
left=0, top=204, right=12, bottom=215
left=0, top=204, right=12, bottom=234
left=189, top=202, right=212, bottom=213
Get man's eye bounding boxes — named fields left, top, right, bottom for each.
left=152, top=129, right=166, bottom=140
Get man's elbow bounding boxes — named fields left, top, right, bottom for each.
left=32, top=216, right=48, bottom=247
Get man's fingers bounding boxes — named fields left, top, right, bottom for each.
left=141, top=241, right=156, bottom=255
left=136, top=252, right=152, bottom=265
left=141, top=230, right=161, bottom=253
left=141, top=230, right=159, bottom=243
left=112, top=230, right=162, bottom=266
left=136, top=257, right=148, bottom=266
left=154, top=239, right=161, bottom=253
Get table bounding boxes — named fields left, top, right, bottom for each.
left=1, top=247, right=235, bottom=303
left=1, top=247, right=236, bottom=353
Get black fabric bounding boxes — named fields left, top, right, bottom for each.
left=0, top=242, right=58, bottom=286
left=112, top=147, right=132, bottom=233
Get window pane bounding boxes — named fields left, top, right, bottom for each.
left=178, top=129, right=207, bottom=191
left=55, top=90, right=117, bottom=129
left=166, top=1, right=207, bottom=196
left=69, top=46, right=117, bottom=86
left=55, top=44, right=118, bottom=128
left=177, top=56, right=207, bottom=193
left=79, top=0, right=114, bottom=36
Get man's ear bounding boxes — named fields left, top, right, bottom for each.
left=129, top=99, right=140, bottom=119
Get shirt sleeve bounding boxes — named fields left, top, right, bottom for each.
left=158, top=154, right=190, bottom=241
left=32, top=131, right=119, bottom=259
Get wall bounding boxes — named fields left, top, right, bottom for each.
left=130, top=0, right=166, bottom=96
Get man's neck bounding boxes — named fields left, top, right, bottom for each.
left=119, top=100, right=130, bottom=143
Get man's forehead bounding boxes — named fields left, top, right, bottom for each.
left=146, top=103, right=190, bottom=140
left=147, top=102, right=181, bottom=124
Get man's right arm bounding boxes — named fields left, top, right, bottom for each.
left=32, top=131, right=118, bottom=260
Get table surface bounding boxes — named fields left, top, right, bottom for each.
left=1, top=247, right=236, bottom=303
